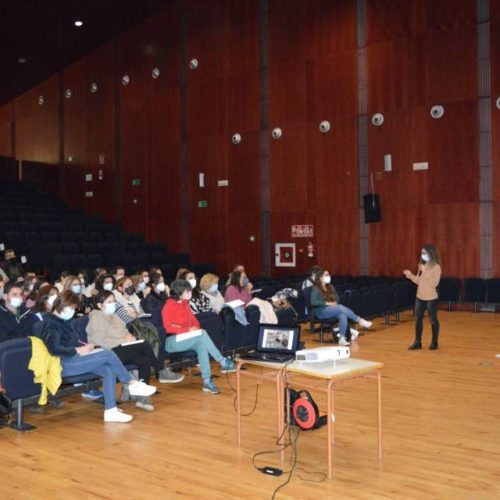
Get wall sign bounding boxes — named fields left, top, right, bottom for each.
left=291, top=225, right=314, bottom=238
left=275, top=243, right=296, bottom=267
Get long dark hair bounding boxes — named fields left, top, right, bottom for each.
left=312, top=268, right=336, bottom=301
left=422, top=244, right=441, bottom=265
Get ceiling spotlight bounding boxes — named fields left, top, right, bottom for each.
left=74, top=20, right=83, bottom=27
left=18, top=57, right=26, bottom=64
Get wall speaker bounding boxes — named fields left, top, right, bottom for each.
left=363, top=194, right=381, bottom=223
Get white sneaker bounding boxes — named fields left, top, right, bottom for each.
left=104, top=407, right=133, bottom=423
left=359, top=319, right=372, bottom=329
left=338, top=337, right=350, bottom=346
left=128, top=380, right=157, bottom=397
left=135, top=396, right=154, bottom=412
left=350, top=328, right=359, bottom=340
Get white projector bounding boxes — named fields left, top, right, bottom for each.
left=295, top=346, right=350, bottom=363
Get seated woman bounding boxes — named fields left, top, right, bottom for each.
left=162, top=280, right=236, bottom=394
left=178, top=270, right=212, bottom=313
left=131, top=274, right=148, bottom=301
left=40, top=291, right=157, bottom=423
left=62, top=275, right=92, bottom=315
left=311, top=268, right=372, bottom=346
left=141, top=273, right=169, bottom=314
left=83, top=267, right=108, bottom=298
left=113, top=276, right=146, bottom=325
left=87, top=291, right=183, bottom=411
left=31, top=284, right=59, bottom=321
left=199, top=273, right=225, bottom=313
left=95, top=273, right=115, bottom=293
left=224, top=270, right=253, bottom=305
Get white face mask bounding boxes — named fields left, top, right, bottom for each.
left=9, top=296, right=23, bottom=308
left=103, top=282, right=113, bottom=291
left=143, top=276, right=150, bottom=285
left=47, top=294, right=57, bottom=307
left=137, top=282, right=146, bottom=292
left=183, top=291, right=192, bottom=301
left=322, top=275, right=331, bottom=284
left=187, top=278, right=197, bottom=289
left=421, top=252, right=430, bottom=262
left=60, top=307, right=75, bottom=321
left=103, top=302, right=116, bottom=316
left=155, top=282, right=166, bottom=293
left=71, top=285, right=82, bottom=295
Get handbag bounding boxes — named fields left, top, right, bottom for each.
left=0, top=372, right=12, bottom=428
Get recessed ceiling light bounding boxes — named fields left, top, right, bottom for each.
left=74, top=20, right=83, bottom=27
left=18, top=57, right=26, bottom=64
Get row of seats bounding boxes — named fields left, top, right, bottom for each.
left=1, top=220, right=122, bottom=234
left=438, top=277, right=500, bottom=311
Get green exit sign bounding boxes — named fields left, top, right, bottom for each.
left=131, top=178, right=141, bottom=186
left=197, top=200, right=207, bottom=208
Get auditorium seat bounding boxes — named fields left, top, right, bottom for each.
left=438, top=277, right=462, bottom=311
left=463, top=278, right=487, bottom=313
left=486, top=279, right=500, bottom=305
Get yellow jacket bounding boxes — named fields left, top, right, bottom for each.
left=28, top=336, right=62, bottom=405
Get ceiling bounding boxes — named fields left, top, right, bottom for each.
left=0, top=0, right=172, bottom=106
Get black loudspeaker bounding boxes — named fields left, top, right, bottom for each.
left=363, top=194, right=381, bottom=223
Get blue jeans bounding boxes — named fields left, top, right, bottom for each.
left=61, top=350, right=133, bottom=410
left=165, top=330, right=223, bottom=380
left=315, top=304, right=360, bottom=336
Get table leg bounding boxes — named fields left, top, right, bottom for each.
left=236, top=363, right=242, bottom=446
left=276, top=373, right=285, bottom=461
left=327, top=380, right=334, bottom=480
left=377, top=368, right=382, bottom=459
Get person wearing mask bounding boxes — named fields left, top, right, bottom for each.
left=224, top=269, right=253, bottom=305
left=302, top=265, right=321, bottom=290
left=199, top=273, right=225, bottom=313
left=87, top=291, right=183, bottom=411
left=31, top=285, right=59, bottom=321
left=95, top=273, right=115, bottom=294
left=178, top=270, right=212, bottom=313
left=40, top=291, right=157, bottom=423
left=141, top=273, right=169, bottom=314
left=2, top=249, right=25, bottom=282
left=54, top=270, right=71, bottom=292
left=77, top=269, right=90, bottom=294
left=62, top=275, right=92, bottom=315
left=84, top=267, right=108, bottom=298
left=403, top=245, right=442, bottom=350
left=162, top=280, right=236, bottom=394
left=113, top=276, right=146, bottom=325
left=130, top=274, right=147, bottom=301
left=311, top=268, right=372, bottom=346
left=0, top=282, right=38, bottom=343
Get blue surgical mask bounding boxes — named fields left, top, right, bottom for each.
left=242, top=278, right=249, bottom=287
left=421, top=253, right=430, bottom=262
left=208, top=284, right=218, bottom=294
left=103, top=302, right=116, bottom=315
left=71, top=285, right=82, bottom=295
left=60, top=307, right=75, bottom=321
left=9, top=296, right=23, bottom=308
left=137, top=282, right=146, bottom=292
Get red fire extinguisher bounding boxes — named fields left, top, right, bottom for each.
left=307, top=241, right=314, bottom=259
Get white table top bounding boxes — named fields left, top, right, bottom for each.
left=237, top=357, right=382, bottom=380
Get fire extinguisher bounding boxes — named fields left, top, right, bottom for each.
left=307, top=241, right=314, bottom=259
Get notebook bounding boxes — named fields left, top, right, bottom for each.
left=240, top=324, right=300, bottom=363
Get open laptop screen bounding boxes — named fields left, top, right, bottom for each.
left=257, top=324, right=300, bottom=354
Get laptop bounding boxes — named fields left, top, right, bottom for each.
left=240, top=324, right=301, bottom=363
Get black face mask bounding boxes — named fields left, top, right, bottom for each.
left=124, top=286, right=135, bottom=296
left=7, top=257, right=17, bottom=263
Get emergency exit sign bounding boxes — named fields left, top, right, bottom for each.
left=197, top=200, right=207, bottom=208
left=131, top=178, right=141, bottom=186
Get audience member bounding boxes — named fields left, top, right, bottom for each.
left=0, top=282, right=37, bottom=342
left=162, top=280, right=236, bottom=394
left=111, top=266, right=126, bottom=282
left=178, top=270, right=212, bottom=313
left=141, top=273, right=168, bottom=314
left=311, top=268, right=372, bottom=346
left=113, top=276, right=145, bottom=325
left=199, top=273, right=225, bottom=313
left=32, top=284, right=59, bottom=321
left=40, top=291, right=157, bottom=423
left=62, top=275, right=92, bottom=315
left=84, top=267, right=107, bottom=298
left=54, top=270, right=71, bottom=292
left=87, top=291, right=183, bottom=411
left=224, top=269, right=253, bottom=305
left=2, top=249, right=25, bottom=282
left=130, top=274, right=147, bottom=300
left=95, top=273, right=115, bottom=293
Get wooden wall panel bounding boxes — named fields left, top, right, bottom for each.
left=367, top=0, right=479, bottom=277
left=0, top=103, right=13, bottom=157
left=14, top=75, right=60, bottom=164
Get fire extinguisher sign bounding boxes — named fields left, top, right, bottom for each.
left=291, top=225, right=314, bottom=238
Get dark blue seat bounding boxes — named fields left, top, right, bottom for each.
left=438, top=277, right=462, bottom=311
left=463, top=278, right=487, bottom=313
left=197, top=311, right=224, bottom=351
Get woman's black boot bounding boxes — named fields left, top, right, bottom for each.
left=408, top=339, right=422, bottom=350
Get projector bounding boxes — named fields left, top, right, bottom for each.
left=295, top=346, right=350, bottom=363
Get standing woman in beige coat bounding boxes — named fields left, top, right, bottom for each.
left=403, top=245, right=442, bottom=350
